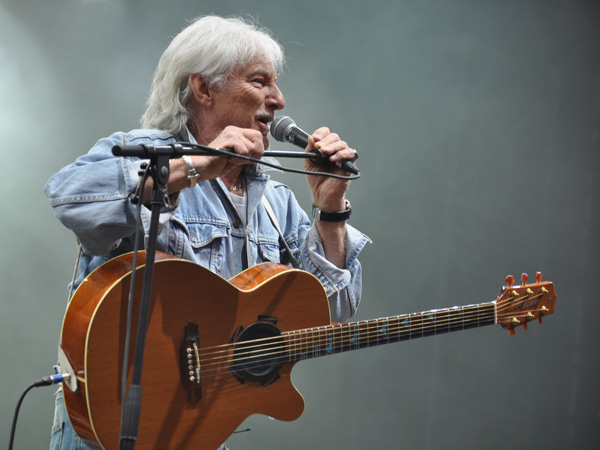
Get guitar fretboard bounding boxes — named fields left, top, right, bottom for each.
left=283, top=302, right=496, bottom=362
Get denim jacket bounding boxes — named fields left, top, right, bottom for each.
left=45, top=129, right=370, bottom=322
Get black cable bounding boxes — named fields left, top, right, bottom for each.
left=8, top=374, right=69, bottom=450
left=177, top=142, right=361, bottom=180
left=119, top=156, right=169, bottom=450
left=120, top=164, right=150, bottom=426
left=8, top=383, right=35, bottom=450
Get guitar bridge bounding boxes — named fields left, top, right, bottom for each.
left=180, top=321, right=202, bottom=404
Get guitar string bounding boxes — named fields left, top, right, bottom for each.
left=196, top=291, right=537, bottom=365
left=192, top=304, right=548, bottom=385
left=206, top=286, right=540, bottom=357
left=189, top=291, right=547, bottom=380
left=194, top=292, right=543, bottom=374
left=202, top=306, right=494, bottom=366
left=197, top=305, right=494, bottom=366
left=200, top=297, right=496, bottom=360
left=202, top=309, right=543, bottom=379
left=171, top=303, right=549, bottom=402
left=192, top=306, right=550, bottom=387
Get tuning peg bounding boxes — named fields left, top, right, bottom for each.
left=521, top=273, right=528, bottom=285
left=505, top=275, right=515, bottom=287
left=524, top=312, right=534, bottom=331
left=507, top=328, right=516, bottom=336
left=535, top=272, right=542, bottom=283
left=538, top=305, right=549, bottom=324
left=538, top=307, right=547, bottom=323
left=526, top=288, right=534, bottom=295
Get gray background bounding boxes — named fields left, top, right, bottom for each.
left=1, top=0, right=599, bottom=449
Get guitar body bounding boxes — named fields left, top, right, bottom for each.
left=60, top=252, right=331, bottom=450
left=60, top=252, right=557, bottom=449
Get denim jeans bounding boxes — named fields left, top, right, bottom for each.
left=49, top=388, right=94, bottom=450
left=50, top=386, right=228, bottom=450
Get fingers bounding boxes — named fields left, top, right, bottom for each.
left=187, top=127, right=265, bottom=182
left=309, top=127, right=357, bottom=165
left=212, top=126, right=265, bottom=163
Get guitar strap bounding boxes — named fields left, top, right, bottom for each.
left=261, top=196, right=300, bottom=268
left=55, top=240, right=84, bottom=393
left=68, top=241, right=83, bottom=301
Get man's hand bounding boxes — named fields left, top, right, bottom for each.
left=195, top=126, right=266, bottom=181
left=304, top=127, right=355, bottom=211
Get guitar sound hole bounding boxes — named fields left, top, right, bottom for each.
left=232, top=321, right=285, bottom=385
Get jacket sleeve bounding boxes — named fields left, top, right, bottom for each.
left=44, top=132, right=176, bottom=255
left=301, top=221, right=370, bottom=323
left=268, top=183, right=370, bottom=323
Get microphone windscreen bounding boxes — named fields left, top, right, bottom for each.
left=270, top=116, right=296, bottom=142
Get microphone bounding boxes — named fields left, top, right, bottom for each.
left=270, top=116, right=359, bottom=175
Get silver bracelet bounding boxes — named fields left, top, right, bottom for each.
left=182, top=155, right=201, bottom=188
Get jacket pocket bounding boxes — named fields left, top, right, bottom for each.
left=185, top=220, right=229, bottom=248
left=181, top=220, right=229, bottom=271
left=256, top=240, right=281, bottom=263
left=255, top=232, right=300, bottom=266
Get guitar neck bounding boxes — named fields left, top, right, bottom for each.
left=283, top=302, right=496, bottom=362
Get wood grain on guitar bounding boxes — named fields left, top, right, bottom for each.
left=59, top=252, right=556, bottom=450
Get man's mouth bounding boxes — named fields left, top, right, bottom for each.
left=256, top=115, right=273, bottom=135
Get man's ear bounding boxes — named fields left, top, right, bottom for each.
left=189, top=73, right=213, bottom=106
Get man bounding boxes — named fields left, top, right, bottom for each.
left=45, top=15, right=369, bottom=450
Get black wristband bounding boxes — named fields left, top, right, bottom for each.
left=312, top=200, right=352, bottom=222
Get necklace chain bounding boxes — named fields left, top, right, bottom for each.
left=227, top=178, right=243, bottom=191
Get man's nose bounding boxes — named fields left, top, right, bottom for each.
left=267, top=84, right=285, bottom=110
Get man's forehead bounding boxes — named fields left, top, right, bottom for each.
left=237, top=60, right=277, bottom=77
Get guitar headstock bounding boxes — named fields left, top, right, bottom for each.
left=495, top=272, right=556, bottom=335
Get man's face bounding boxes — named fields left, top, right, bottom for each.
left=210, top=59, right=285, bottom=148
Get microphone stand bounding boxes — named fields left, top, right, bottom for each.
left=115, top=145, right=171, bottom=450
left=113, top=143, right=218, bottom=450
left=110, top=142, right=337, bottom=449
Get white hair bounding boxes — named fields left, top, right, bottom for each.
left=141, top=15, right=285, bottom=134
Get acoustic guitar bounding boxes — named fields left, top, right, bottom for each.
left=59, top=251, right=556, bottom=450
